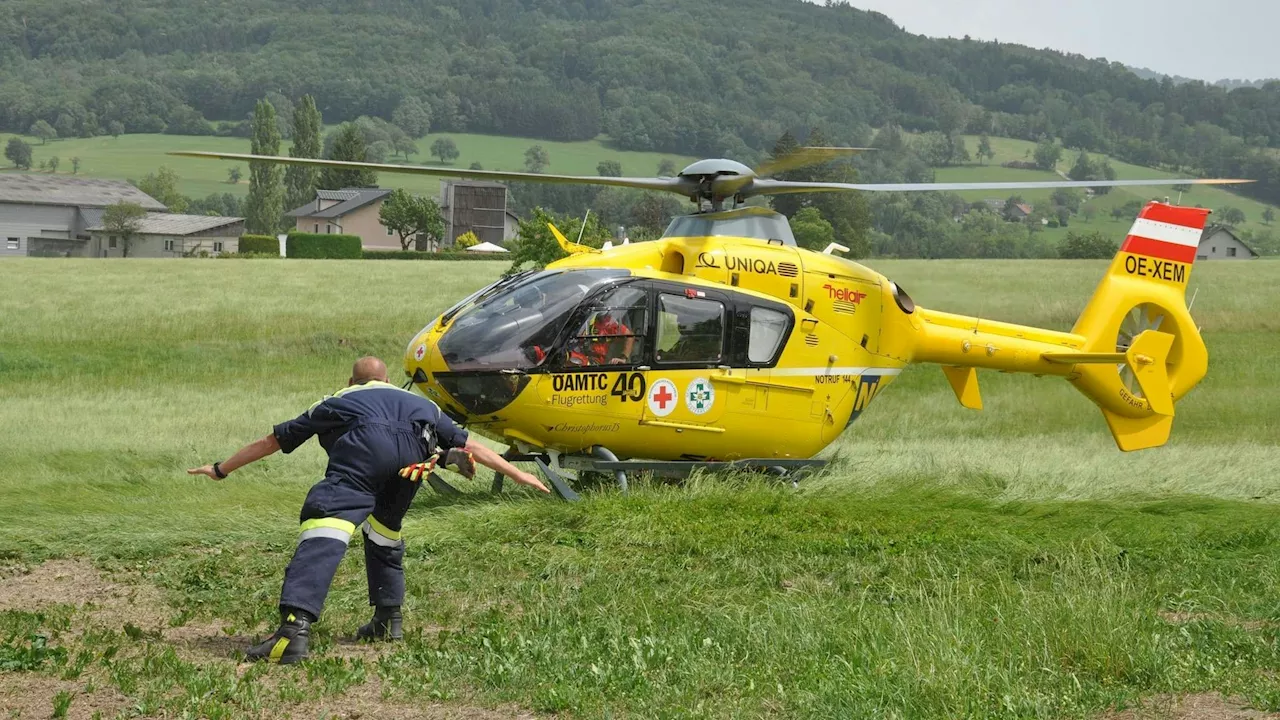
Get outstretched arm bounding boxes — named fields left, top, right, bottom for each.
left=465, top=438, right=550, bottom=494
left=188, top=433, right=281, bottom=480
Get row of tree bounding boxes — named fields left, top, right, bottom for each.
left=1, top=0, right=1277, bottom=209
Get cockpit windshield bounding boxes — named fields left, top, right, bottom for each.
left=437, top=269, right=628, bottom=371
left=662, top=210, right=796, bottom=246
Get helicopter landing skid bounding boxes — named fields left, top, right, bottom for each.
left=482, top=449, right=826, bottom=502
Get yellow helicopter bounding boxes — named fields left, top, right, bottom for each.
left=175, top=148, right=1245, bottom=499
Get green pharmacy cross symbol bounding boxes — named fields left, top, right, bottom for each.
left=686, top=378, right=714, bottom=415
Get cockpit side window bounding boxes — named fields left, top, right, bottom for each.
left=655, top=293, right=725, bottom=365
left=564, top=286, right=649, bottom=368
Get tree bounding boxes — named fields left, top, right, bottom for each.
left=767, top=130, right=804, bottom=219
left=392, top=96, right=433, bottom=138
left=393, top=136, right=418, bottom=160
left=136, top=166, right=189, bottom=213
left=506, top=207, right=611, bottom=272
left=1264, top=208, right=1276, bottom=225
left=107, top=121, right=124, bottom=138
left=54, top=113, right=76, bottom=139
left=597, top=160, right=622, bottom=177
left=1050, top=188, right=1083, bottom=213
left=102, top=202, right=148, bottom=258
left=1059, top=231, right=1118, bottom=259
left=430, top=137, right=459, bottom=164
left=524, top=145, right=549, bottom=173
left=1219, top=206, right=1246, bottom=225
left=657, top=158, right=677, bottom=177
left=5, top=138, right=32, bottom=169
left=790, top=206, right=835, bottom=251
left=245, top=99, right=284, bottom=234
left=285, top=95, right=323, bottom=211
left=469, top=162, right=484, bottom=171
left=48, top=156, right=60, bottom=173
left=30, top=119, right=56, bottom=145
left=1067, top=151, right=1093, bottom=181
left=227, top=166, right=242, bottom=184
left=1033, top=140, right=1062, bottom=171
left=319, top=122, right=378, bottom=190
left=378, top=189, right=445, bottom=251
left=977, top=134, right=995, bottom=164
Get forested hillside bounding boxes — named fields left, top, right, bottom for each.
left=2, top=0, right=1279, bottom=231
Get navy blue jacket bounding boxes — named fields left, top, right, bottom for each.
left=273, top=380, right=468, bottom=459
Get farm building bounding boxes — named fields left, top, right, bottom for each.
left=287, top=184, right=519, bottom=252
left=0, top=174, right=166, bottom=257
left=84, top=213, right=244, bottom=258
left=287, top=188, right=396, bottom=250
left=1197, top=224, right=1258, bottom=260
left=438, top=180, right=520, bottom=248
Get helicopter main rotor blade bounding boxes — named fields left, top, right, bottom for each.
left=747, top=177, right=1253, bottom=196
left=751, top=147, right=873, bottom=178
left=712, top=147, right=874, bottom=198
left=167, top=152, right=690, bottom=194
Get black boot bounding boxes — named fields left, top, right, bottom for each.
left=356, top=605, right=402, bottom=642
left=246, top=609, right=313, bottom=664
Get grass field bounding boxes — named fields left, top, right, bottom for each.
left=0, top=131, right=697, bottom=201
left=1, top=258, right=1278, bottom=719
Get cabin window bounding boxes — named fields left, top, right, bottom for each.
left=565, top=286, right=648, bottom=367
left=748, top=307, right=789, bottom=363
left=163, top=239, right=175, bottom=252
left=1228, top=247, right=1237, bottom=257
left=5, top=238, right=18, bottom=250
left=213, top=241, right=224, bottom=252
left=326, top=224, right=332, bottom=234
left=108, top=236, right=117, bottom=248
left=314, top=223, right=319, bottom=233
left=655, top=293, right=724, bottom=364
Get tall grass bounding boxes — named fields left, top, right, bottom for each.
left=0, top=257, right=1277, bottom=718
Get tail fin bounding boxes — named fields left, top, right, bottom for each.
left=1062, top=201, right=1210, bottom=450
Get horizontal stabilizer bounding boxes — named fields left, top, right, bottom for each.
left=548, top=222, right=598, bottom=255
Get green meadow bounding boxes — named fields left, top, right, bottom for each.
left=0, top=257, right=1277, bottom=719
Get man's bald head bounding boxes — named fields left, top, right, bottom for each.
left=350, top=356, right=388, bottom=386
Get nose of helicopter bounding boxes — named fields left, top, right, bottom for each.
left=404, top=320, right=446, bottom=397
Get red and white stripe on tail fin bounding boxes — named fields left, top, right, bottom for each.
left=1120, top=203, right=1210, bottom=264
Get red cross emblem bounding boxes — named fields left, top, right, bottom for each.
left=653, top=385, right=673, bottom=409
left=648, top=379, right=678, bottom=417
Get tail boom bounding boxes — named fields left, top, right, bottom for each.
left=905, top=201, right=1210, bottom=451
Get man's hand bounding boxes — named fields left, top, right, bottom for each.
left=187, top=465, right=223, bottom=480
left=464, top=438, right=551, bottom=494
left=511, top=470, right=550, bottom=494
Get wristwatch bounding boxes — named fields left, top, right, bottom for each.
left=213, top=462, right=227, bottom=479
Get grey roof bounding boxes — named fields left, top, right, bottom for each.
left=88, top=212, right=244, bottom=236
left=78, top=207, right=105, bottom=228
left=287, top=188, right=391, bottom=218
left=0, top=173, right=166, bottom=210
left=317, top=189, right=360, bottom=201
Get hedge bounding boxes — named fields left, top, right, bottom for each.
left=286, top=232, right=362, bottom=259
left=362, top=249, right=509, bottom=261
left=238, top=234, right=278, bottom=254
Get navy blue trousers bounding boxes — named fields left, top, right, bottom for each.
left=278, top=424, right=428, bottom=618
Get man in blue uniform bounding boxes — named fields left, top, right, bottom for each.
left=188, top=356, right=549, bottom=664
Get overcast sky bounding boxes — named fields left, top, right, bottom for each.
left=843, top=0, right=1278, bottom=82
